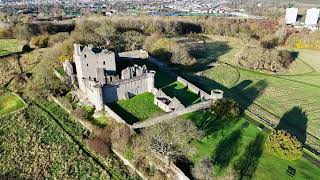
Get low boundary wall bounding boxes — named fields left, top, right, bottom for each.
left=104, top=105, right=129, bottom=125
left=176, top=76, right=211, bottom=100
left=132, top=100, right=212, bottom=129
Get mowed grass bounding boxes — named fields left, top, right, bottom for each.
left=185, top=40, right=320, bottom=139
left=203, top=64, right=240, bottom=88
left=230, top=67, right=320, bottom=138
left=161, top=80, right=201, bottom=106
left=181, top=111, right=320, bottom=179
left=0, top=39, right=20, bottom=57
left=153, top=67, right=200, bottom=106
left=108, top=92, right=164, bottom=124
left=0, top=93, right=27, bottom=116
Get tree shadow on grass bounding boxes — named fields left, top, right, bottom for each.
left=234, top=133, right=266, bottom=180
left=231, top=80, right=268, bottom=112
left=276, top=106, right=308, bottom=144
left=212, top=128, right=242, bottom=170
left=200, top=116, right=240, bottom=137
left=177, top=41, right=232, bottom=73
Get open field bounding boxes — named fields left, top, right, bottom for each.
left=181, top=110, right=320, bottom=179
left=178, top=36, right=320, bottom=147
left=0, top=39, right=20, bottom=57
left=108, top=92, right=165, bottom=124
left=0, top=92, right=27, bottom=116
left=0, top=105, right=109, bottom=179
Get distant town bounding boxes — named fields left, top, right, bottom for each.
left=0, top=0, right=264, bottom=19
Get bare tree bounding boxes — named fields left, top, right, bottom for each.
left=141, top=119, right=203, bottom=161
left=192, top=157, right=214, bottom=180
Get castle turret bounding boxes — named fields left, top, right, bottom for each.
left=90, top=82, right=104, bottom=111
left=147, top=70, right=156, bottom=92
left=211, top=89, right=224, bottom=100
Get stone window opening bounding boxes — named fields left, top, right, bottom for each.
left=84, top=54, right=87, bottom=58
left=103, top=61, right=105, bottom=65
left=94, top=78, right=97, bottom=82
left=86, top=63, right=88, bottom=66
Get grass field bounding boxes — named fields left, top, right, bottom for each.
left=181, top=111, right=320, bottom=179
left=179, top=36, right=320, bottom=145
left=0, top=105, right=109, bottom=179
left=0, top=39, right=20, bottom=57
left=0, top=92, right=27, bottom=116
left=155, top=70, right=201, bottom=106
left=108, top=92, right=165, bottom=124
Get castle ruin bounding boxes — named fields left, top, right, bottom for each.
left=65, top=44, right=155, bottom=111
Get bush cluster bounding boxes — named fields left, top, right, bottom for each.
left=145, top=32, right=195, bottom=65
left=237, top=45, right=294, bottom=72
left=265, top=130, right=303, bottom=161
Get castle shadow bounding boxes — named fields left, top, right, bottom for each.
left=107, top=103, right=139, bottom=124
left=161, top=83, right=200, bottom=106
left=212, top=128, right=242, bottom=170
left=276, top=106, right=308, bottom=144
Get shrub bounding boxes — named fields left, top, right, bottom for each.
left=0, top=28, right=14, bottom=39
left=30, top=35, right=49, bottom=48
left=265, top=130, right=303, bottom=161
left=236, top=45, right=294, bottom=72
left=211, top=98, right=241, bottom=120
left=286, top=31, right=320, bottom=50
left=149, top=37, right=195, bottom=65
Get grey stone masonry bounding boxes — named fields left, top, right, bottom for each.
left=71, top=44, right=155, bottom=111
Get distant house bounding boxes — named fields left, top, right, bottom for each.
left=285, top=8, right=298, bottom=25
left=305, top=8, right=320, bottom=26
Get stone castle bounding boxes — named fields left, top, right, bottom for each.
left=64, top=44, right=155, bottom=111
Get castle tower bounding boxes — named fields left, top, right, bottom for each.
left=211, top=89, right=224, bottom=100
left=89, top=81, right=104, bottom=111
left=147, top=70, right=156, bottom=92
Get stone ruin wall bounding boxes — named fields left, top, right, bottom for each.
left=102, top=72, right=155, bottom=103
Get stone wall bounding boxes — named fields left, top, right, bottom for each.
left=102, top=72, right=155, bottom=103
left=74, top=44, right=116, bottom=92
left=104, top=105, right=128, bottom=124
left=118, top=50, right=149, bottom=59
left=131, top=100, right=213, bottom=129
left=53, top=68, right=65, bottom=81
left=177, top=76, right=211, bottom=100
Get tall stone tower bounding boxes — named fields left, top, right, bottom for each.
left=147, top=70, right=156, bottom=92
left=73, top=44, right=116, bottom=93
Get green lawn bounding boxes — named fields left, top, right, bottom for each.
left=161, top=80, right=201, bottom=106
left=0, top=93, right=27, bottom=116
left=108, top=92, right=164, bottom=124
left=180, top=39, right=320, bottom=149
left=181, top=111, right=320, bottom=179
left=0, top=39, right=20, bottom=57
